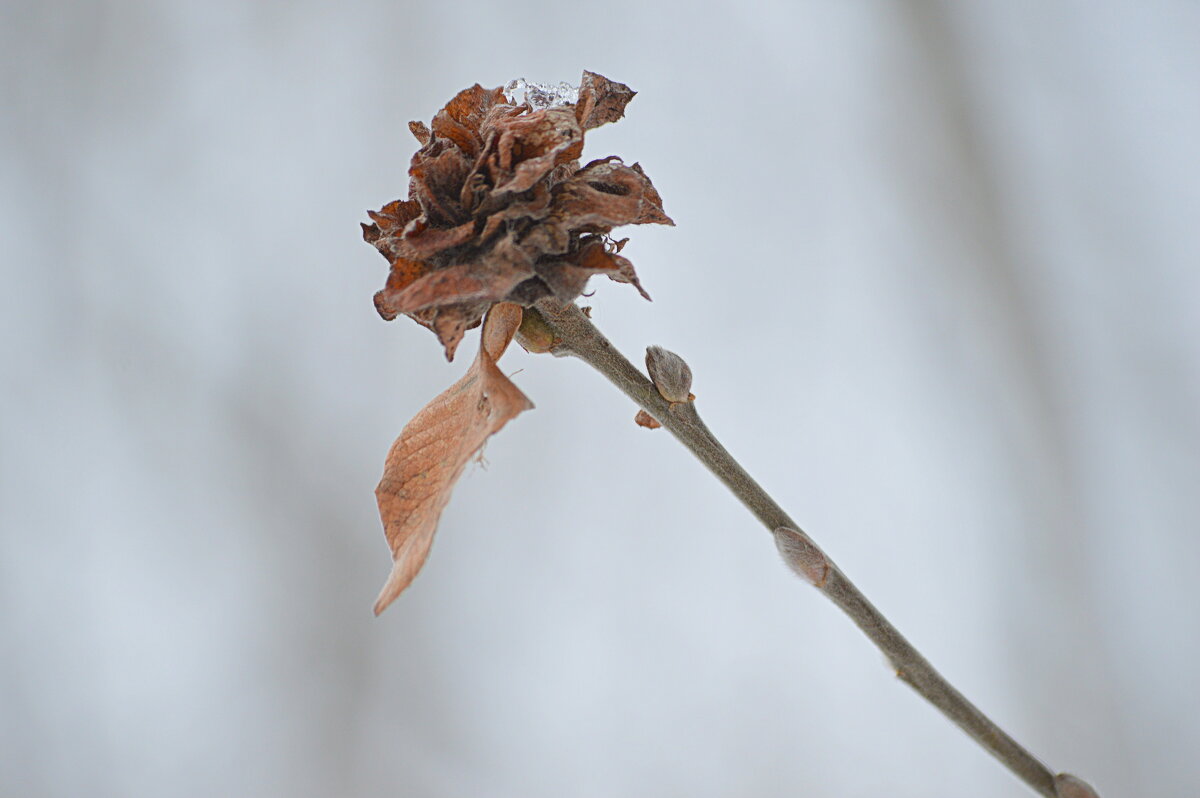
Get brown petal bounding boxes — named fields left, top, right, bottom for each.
left=373, top=291, right=398, bottom=322
left=490, top=107, right=584, bottom=195
left=386, top=218, right=477, bottom=260
left=575, top=71, right=636, bottom=131
left=491, top=207, right=571, bottom=259
left=378, top=258, right=533, bottom=317
left=363, top=199, right=422, bottom=242
left=629, top=163, right=673, bottom=225
left=429, top=84, right=505, bottom=158
left=402, top=304, right=487, bottom=362
left=425, top=303, right=488, bottom=362
left=604, top=256, right=649, bottom=299
left=374, top=257, right=433, bottom=321
left=373, top=303, right=533, bottom=614
left=555, top=157, right=674, bottom=232
left=410, top=144, right=472, bottom=226
left=476, top=182, right=553, bottom=243
left=409, top=120, right=431, bottom=145
left=574, top=237, right=650, bottom=300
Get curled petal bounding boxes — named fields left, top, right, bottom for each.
left=556, top=157, right=674, bottom=231
left=377, top=259, right=533, bottom=316
left=423, top=303, right=488, bottom=362
left=363, top=199, right=422, bottom=242
left=410, top=144, right=472, bottom=226
left=629, top=163, right=673, bottom=225
left=430, top=84, right=505, bottom=158
left=575, top=70, right=636, bottom=131
left=490, top=107, right=584, bottom=195
left=385, top=219, right=477, bottom=260
left=575, top=237, right=649, bottom=299
left=374, top=257, right=433, bottom=321
left=408, top=120, right=431, bottom=145
left=476, top=182, right=554, bottom=242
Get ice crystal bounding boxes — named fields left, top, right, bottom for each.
left=503, top=78, right=580, bottom=110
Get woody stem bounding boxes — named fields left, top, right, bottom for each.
left=528, top=299, right=1072, bottom=798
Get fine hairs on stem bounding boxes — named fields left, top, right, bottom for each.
left=521, top=299, right=1098, bottom=798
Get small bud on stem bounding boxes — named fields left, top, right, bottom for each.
left=1054, top=774, right=1101, bottom=798
left=515, top=307, right=560, bottom=354
left=774, top=526, right=831, bottom=588
left=645, top=345, right=693, bottom=404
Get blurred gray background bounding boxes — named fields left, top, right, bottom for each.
left=3, top=1, right=1198, bottom=796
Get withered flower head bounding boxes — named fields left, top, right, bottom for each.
left=362, top=71, right=673, bottom=360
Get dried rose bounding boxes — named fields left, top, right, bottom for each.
left=362, top=71, right=673, bottom=360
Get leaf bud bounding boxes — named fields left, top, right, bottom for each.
left=774, top=526, right=830, bottom=588
left=1054, top=774, right=1101, bottom=798
left=645, top=345, right=693, bottom=404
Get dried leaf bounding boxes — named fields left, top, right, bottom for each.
left=373, top=303, right=533, bottom=614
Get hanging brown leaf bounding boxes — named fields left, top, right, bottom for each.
left=373, top=303, right=533, bottom=615
left=363, top=70, right=673, bottom=360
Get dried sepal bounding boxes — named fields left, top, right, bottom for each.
left=645, top=346, right=693, bottom=404
left=363, top=71, right=672, bottom=359
left=408, top=120, right=431, bottom=145
left=373, top=304, right=533, bottom=614
left=634, top=409, right=662, bottom=429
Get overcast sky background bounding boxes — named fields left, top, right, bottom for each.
left=3, top=1, right=1198, bottom=796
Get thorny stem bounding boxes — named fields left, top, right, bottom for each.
left=530, top=299, right=1080, bottom=798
